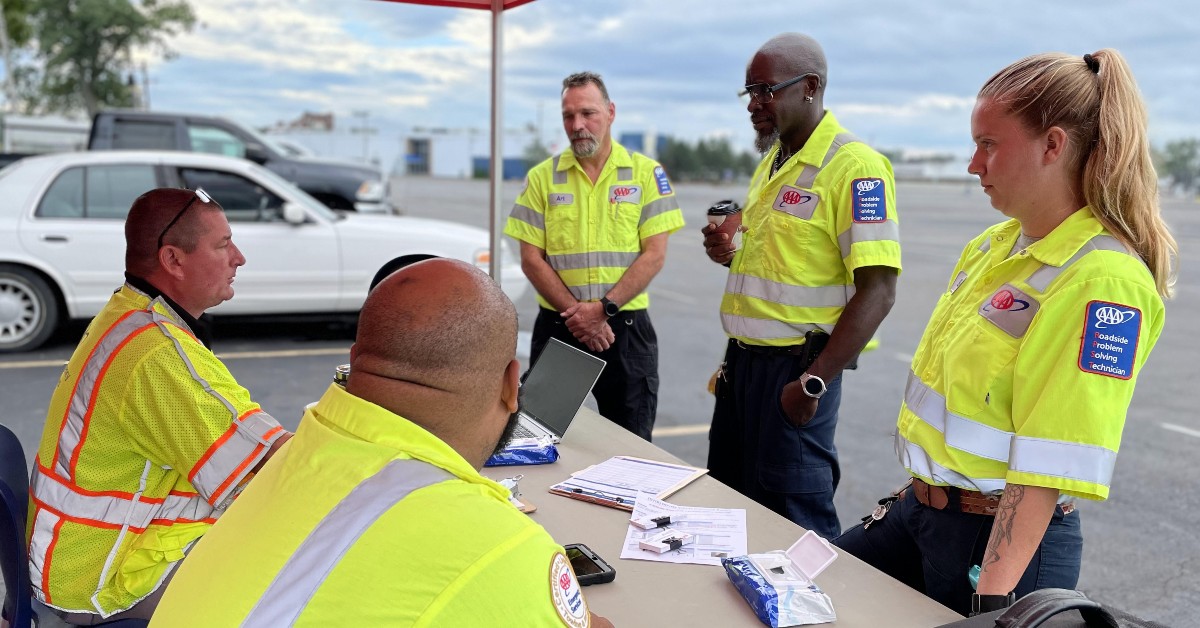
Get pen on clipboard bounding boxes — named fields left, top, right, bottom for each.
left=571, top=487, right=627, bottom=505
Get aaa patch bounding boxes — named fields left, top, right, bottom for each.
left=771, top=185, right=820, bottom=219
left=654, top=166, right=673, bottom=195
left=608, top=184, right=642, bottom=204
left=978, top=283, right=1040, bottom=337
left=852, top=178, right=887, bottom=223
left=1078, top=300, right=1141, bottom=380
left=550, top=552, right=589, bottom=628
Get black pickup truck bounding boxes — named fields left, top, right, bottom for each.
left=88, top=110, right=391, bottom=213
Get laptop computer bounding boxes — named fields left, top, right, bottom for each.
left=509, top=338, right=606, bottom=444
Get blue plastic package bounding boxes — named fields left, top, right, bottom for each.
left=722, top=533, right=838, bottom=626
left=484, top=440, right=559, bottom=467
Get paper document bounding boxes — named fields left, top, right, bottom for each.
left=548, top=456, right=707, bottom=511
left=620, top=493, right=747, bottom=566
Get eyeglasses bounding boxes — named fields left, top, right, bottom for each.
left=157, top=188, right=212, bottom=249
left=738, top=73, right=818, bottom=104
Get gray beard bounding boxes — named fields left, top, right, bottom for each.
left=572, top=138, right=599, bottom=158
left=755, top=128, right=780, bottom=155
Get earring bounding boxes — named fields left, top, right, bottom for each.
left=804, top=95, right=813, bottom=103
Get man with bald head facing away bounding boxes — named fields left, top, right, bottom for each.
left=28, top=188, right=290, bottom=623
left=152, top=259, right=614, bottom=627
left=702, top=33, right=901, bottom=539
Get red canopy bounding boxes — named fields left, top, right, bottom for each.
left=374, top=0, right=540, bottom=283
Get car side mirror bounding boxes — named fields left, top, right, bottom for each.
left=244, top=143, right=270, bottom=164
left=282, top=202, right=306, bottom=224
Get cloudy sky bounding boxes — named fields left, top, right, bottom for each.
left=137, top=0, right=1197, bottom=163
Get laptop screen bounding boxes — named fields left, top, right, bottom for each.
left=520, top=339, right=606, bottom=437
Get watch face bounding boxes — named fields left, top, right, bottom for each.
left=803, top=377, right=824, bottom=395
left=604, top=301, right=619, bottom=317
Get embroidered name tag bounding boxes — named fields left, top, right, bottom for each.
left=654, top=166, right=673, bottom=195
left=771, top=185, right=820, bottom=219
left=548, top=193, right=574, bottom=206
left=852, top=178, right=887, bottom=223
left=1078, top=300, right=1141, bottom=379
left=978, top=283, right=1040, bottom=337
left=608, top=185, right=642, bottom=204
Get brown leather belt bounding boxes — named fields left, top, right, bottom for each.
left=909, top=477, right=1001, bottom=516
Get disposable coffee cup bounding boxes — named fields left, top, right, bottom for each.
left=707, top=200, right=741, bottom=227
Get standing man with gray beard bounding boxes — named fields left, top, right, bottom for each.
left=701, top=33, right=901, bottom=538
left=505, top=71, right=684, bottom=441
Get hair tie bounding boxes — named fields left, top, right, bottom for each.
left=1083, top=53, right=1100, bottom=74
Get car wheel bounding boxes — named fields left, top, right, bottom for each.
left=0, top=265, right=60, bottom=353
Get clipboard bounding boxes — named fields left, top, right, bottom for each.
left=549, top=456, right=708, bottom=512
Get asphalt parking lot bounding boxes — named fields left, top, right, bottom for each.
left=3, top=176, right=1196, bottom=625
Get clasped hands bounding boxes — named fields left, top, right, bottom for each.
left=561, top=301, right=615, bottom=352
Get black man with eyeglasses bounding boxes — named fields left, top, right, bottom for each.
left=701, top=33, right=901, bottom=539
left=28, top=188, right=291, bottom=623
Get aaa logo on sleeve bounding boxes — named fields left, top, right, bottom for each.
left=851, top=178, right=887, bottom=223
left=653, top=166, right=673, bottom=195
left=549, top=552, right=589, bottom=628
left=1079, top=300, right=1141, bottom=379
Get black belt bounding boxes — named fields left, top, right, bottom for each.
left=731, top=339, right=806, bottom=356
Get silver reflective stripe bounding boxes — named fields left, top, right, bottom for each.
left=30, top=471, right=216, bottom=529
left=979, top=239, right=992, bottom=253
left=1010, top=436, right=1116, bottom=488
left=55, top=309, right=161, bottom=479
left=725, top=273, right=853, bottom=308
left=837, top=221, right=900, bottom=259
left=242, top=459, right=452, bottom=626
left=551, top=155, right=567, bottom=185
left=568, top=283, right=616, bottom=302
left=616, top=166, right=633, bottom=181
left=189, top=411, right=282, bottom=506
left=895, top=433, right=1007, bottom=494
left=28, top=508, right=60, bottom=600
left=721, top=313, right=832, bottom=339
left=904, top=370, right=1012, bottom=461
left=639, top=196, right=679, bottom=226
left=793, top=165, right=821, bottom=188
left=1026, top=235, right=1133, bottom=292
left=790, top=133, right=860, bottom=188
left=508, top=203, right=544, bottom=231
left=547, top=251, right=638, bottom=271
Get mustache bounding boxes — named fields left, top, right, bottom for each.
left=571, top=131, right=596, bottom=141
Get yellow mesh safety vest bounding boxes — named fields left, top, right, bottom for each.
left=505, top=141, right=685, bottom=311
left=151, top=384, right=590, bottom=627
left=722, top=112, right=901, bottom=346
left=28, top=284, right=283, bottom=616
left=897, top=210, right=1165, bottom=501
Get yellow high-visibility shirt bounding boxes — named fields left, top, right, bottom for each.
left=29, top=283, right=283, bottom=616
left=897, top=209, right=1165, bottom=500
left=722, top=112, right=902, bottom=346
left=152, top=384, right=591, bottom=627
left=505, top=141, right=684, bottom=311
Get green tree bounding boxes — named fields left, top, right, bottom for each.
left=1159, top=138, right=1200, bottom=193
left=26, top=0, right=195, bottom=116
left=522, top=136, right=551, bottom=169
left=0, top=0, right=34, bottom=108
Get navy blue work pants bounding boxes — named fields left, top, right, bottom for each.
left=833, top=488, right=1083, bottom=616
left=530, top=307, right=659, bottom=441
left=706, top=340, right=843, bottom=539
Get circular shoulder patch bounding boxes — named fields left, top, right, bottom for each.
left=549, top=551, right=589, bottom=628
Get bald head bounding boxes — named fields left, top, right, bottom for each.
left=125, top=187, right=224, bottom=277
left=349, top=259, right=519, bottom=457
left=755, top=33, right=828, bottom=87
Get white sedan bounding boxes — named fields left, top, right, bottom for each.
left=0, top=150, right=527, bottom=352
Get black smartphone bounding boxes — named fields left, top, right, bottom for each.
left=563, top=543, right=616, bottom=585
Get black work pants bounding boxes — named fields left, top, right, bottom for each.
left=530, top=307, right=658, bottom=441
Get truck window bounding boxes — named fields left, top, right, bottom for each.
left=186, top=124, right=246, bottom=159
left=180, top=168, right=284, bottom=222
left=112, top=120, right=176, bottom=150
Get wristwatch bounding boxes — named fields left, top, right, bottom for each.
left=798, top=372, right=826, bottom=399
left=600, top=296, right=620, bottom=319
left=970, top=592, right=1016, bottom=616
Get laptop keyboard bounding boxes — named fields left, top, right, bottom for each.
left=512, top=423, right=539, bottom=439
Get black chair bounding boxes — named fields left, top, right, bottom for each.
left=0, top=424, right=147, bottom=628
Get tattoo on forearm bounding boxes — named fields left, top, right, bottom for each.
left=982, top=485, right=1025, bottom=571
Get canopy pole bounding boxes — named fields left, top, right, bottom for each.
left=488, top=0, right=504, bottom=283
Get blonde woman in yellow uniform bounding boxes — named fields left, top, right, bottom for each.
left=833, top=49, right=1177, bottom=617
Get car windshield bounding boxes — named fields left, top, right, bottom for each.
left=245, top=162, right=340, bottom=220
left=238, top=123, right=292, bottom=156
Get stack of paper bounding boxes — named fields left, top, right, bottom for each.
left=548, top=456, right=707, bottom=511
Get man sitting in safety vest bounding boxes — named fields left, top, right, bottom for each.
left=152, top=259, right=614, bottom=627
left=27, top=188, right=291, bottom=623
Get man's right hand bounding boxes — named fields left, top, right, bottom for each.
left=702, top=223, right=737, bottom=265
left=590, top=612, right=615, bottom=627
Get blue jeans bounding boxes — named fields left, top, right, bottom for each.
left=707, top=340, right=843, bottom=539
left=832, top=488, right=1082, bottom=616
